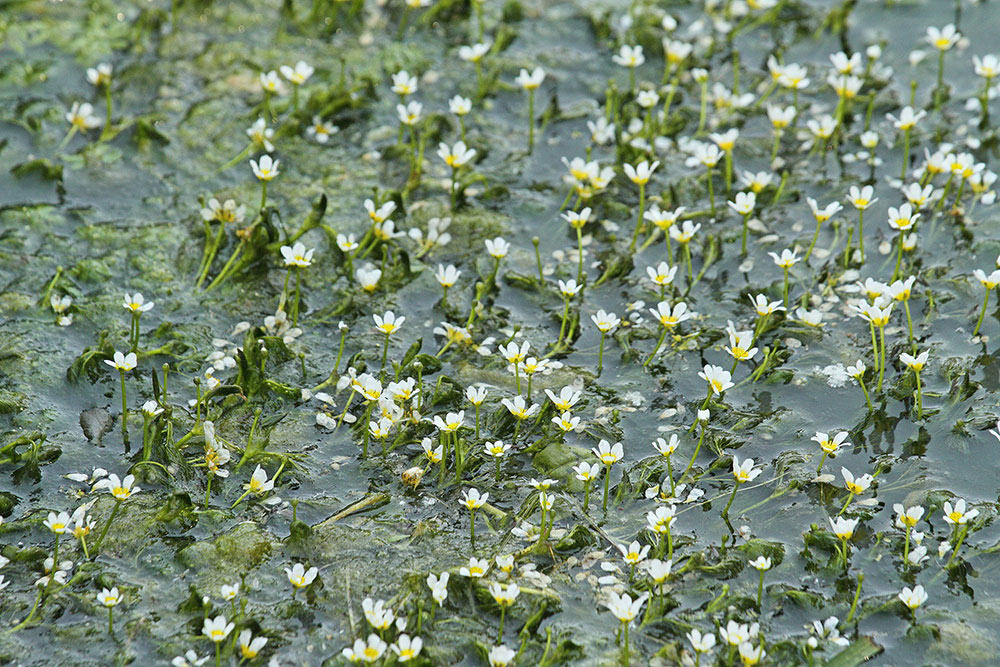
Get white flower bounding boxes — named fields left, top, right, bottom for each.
left=390, top=634, right=423, bottom=662
left=391, top=70, right=418, bottom=96
left=461, top=487, right=487, bottom=510
left=728, top=191, right=756, bottom=215
left=202, top=615, right=235, bottom=643
left=829, top=516, right=858, bottom=540
left=250, top=155, right=279, bottom=181
left=449, top=95, right=472, bottom=115
left=485, top=237, right=510, bottom=258
left=926, top=24, right=960, bottom=51
left=767, top=104, right=796, bottom=129
left=373, top=311, right=405, bottom=335
left=887, top=106, right=927, bottom=131
left=974, top=54, right=1000, bottom=79
left=438, top=141, right=476, bottom=167
left=355, top=265, right=382, bottom=292
left=86, top=63, right=112, bottom=86
left=943, top=498, right=979, bottom=525
left=434, top=264, right=461, bottom=288
left=66, top=102, right=102, bottom=130
left=343, top=634, right=387, bottom=663
left=699, top=364, right=733, bottom=395
left=612, top=45, right=645, bottom=68
left=259, top=71, right=283, bottom=93
left=591, top=309, right=621, bottom=333
left=488, top=645, right=516, bottom=667
left=246, top=117, right=275, bottom=152
left=458, top=42, right=491, bottom=62
left=396, top=101, right=423, bottom=125
left=732, top=456, right=761, bottom=483
left=280, top=242, right=314, bottom=267
left=841, top=467, right=873, bottom=494
left=769, top=249, right=799, bottom=268
left=687, top=628, right=717, bottom=654
left=899, top=350, right=929, bottom=371
left=604, top=591, right=647, bottom=623
left=592, top=439, right=623, bottom=465
left=280, top=60, right=314, bottom=85
left=122, top=292, right=154, bottom=313
left=898, top=585, right=928, bottom=609
left=459, top=557, right=488, bottom=578
left=514, top=67, right=545, bottom=90
left=285, top=562, right=318, bottom=589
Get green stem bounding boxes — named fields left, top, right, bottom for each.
left=722, top=481, right=740, bottom=517
left=630, top=183, right=645, bottom=252
left=901, top=129, right=911, bottom=181
left=644, top=326, right=668, bottom=367
left=859, top=377, right=872, bottom=410
left=292, top=267, right=303, bottom=327
left=846, top=573, right=863, bottom=622
left=119, top=370, right=128, bottom=447
left=100, top=84, right=113, bottom=141
left=946, top=525, right=968, bottom=567
left=857, top=210, right=865, bottom=263
left=973, top=287, right=991, bottom=336
left=805, top=219, right=821, bottom=261
left=527, top=90, right=535, bottom=153
left=877, top=326, right=885, bottom=392
left=903, top=524, right=911, bottom=565
left=838, top=491, right=855, bottom=516
left=94, top=501, right=121, bottom=553
left=602, top=464, right=611, bottom=513
left=597, top=332, right=606, bottom=376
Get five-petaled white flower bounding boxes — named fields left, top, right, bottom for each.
left=280, top=242, right=314, bottom=267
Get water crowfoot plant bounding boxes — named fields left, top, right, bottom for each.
left=605, top=592, right=646, bottom=664
left=515, top=67, right=545, bottom=153
left=96, top=587, right=121, bottom=634
left=900, top=351, right=928, bottom=419
left=625, top=160, right=659, bottom=252
left=971, top=268, right=1000, bottom=336
left=250, top=155, right=279, bottom=210
left=104, top=351, right=137, bottom=447
left=280, top=242, right=314, bottom=327
left=591, top=309, right=620, bottom=376
left=461, top=487, right=487, bottom=546
left=724, top=456, right=761, bottom=519
left=592, top=440, right=623, bottom=513
left=92, top=474, right=140, bottom=554
left=750, top=557, right=771, bottom=608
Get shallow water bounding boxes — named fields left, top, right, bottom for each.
left=2, top=0, right=1000, bottom=665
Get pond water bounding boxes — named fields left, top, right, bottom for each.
left=1, top=0, right=1000, bottom=664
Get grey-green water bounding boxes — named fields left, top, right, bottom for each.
left=2, top=0, right=1000, bottom=665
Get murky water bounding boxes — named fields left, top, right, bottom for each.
left=2, top=0, right=1000, bottom=664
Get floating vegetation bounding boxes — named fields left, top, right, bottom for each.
left=3, top=0, right=1000, bottom=665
